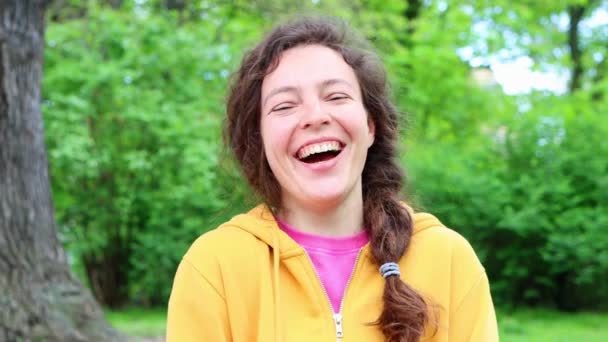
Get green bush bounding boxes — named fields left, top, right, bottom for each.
left=407, top=98, right=608, bottom=309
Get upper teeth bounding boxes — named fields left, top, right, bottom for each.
left=297, top=141, right=342, bottom=159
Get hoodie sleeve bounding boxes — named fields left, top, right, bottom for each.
left=166, top=258, right=231, bottom=342
left=445, top=230, right=498, bottom=342
left=448, top=271, right=498, bottom=342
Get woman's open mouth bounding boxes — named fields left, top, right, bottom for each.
left=296, top=140, right=344, bottom=164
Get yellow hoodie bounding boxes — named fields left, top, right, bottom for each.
left=167, top=205, right=498, bottom=341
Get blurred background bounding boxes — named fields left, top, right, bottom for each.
left=41, top=0, right=607, bottom=340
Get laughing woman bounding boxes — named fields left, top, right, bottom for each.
left=167, top=17, right=498, bottom=342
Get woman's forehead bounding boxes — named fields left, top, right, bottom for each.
left=261, top=44, right=359, bottom=96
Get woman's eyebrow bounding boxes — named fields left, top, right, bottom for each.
left=263, top=79, right=353, bottom=106
left=320, top=78, right=354, bottom=90
left=263, top=86, right=298, bottom=106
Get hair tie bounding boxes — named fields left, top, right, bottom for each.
left=379, top=262, right=401, bottom=279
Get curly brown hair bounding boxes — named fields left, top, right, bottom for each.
left=225, top=17, right=430, bottom=342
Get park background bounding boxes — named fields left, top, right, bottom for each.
left=9, top=0, right=608, bottom=340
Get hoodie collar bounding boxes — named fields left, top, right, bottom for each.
left=226, top=203, right=444, bottom=258
left=228, top=204, right=305, bottom=258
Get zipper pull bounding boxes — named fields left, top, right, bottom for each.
left=333, top=313, right=344, bottom=339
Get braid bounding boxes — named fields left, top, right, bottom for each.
left=362, top=93, right=430, bottom=341
left=365, top=193, right=429, bottom=341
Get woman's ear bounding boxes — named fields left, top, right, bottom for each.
left=367, top=117, right=376, bottom=148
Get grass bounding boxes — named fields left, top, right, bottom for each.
left=107, top=307, right=608, bottom=341
left=106, top=307, right=166, bottom=338
left=497, top=308, right=608, bottom=342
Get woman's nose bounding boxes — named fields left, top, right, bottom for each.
left=299, top=100, right=330, bottom=130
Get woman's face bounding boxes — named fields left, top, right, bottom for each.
left=260, top=44, right=375, bottom=212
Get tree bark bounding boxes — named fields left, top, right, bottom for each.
left=0, top=1, right=126, bottom=340
left=107, top=0, right=124, bottom=9
left=404, top=0, right=422, bottom=30
left=568, top=4, right=585, bottom=93
left=164, top=0, right=186, bottom=11
left=591, top=46, right=606, bottom=102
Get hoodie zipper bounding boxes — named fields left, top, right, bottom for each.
left=304, top=249, right=363, bottom=341
left=336, top=249, right=362, bottom=341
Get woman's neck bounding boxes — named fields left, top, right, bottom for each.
left=278, top=191, right=365, bottom=237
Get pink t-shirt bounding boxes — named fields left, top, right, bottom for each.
left=277, top=219, right=369, bottom=313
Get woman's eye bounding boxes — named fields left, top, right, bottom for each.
left=328, top=94, right=349, bottom=101
left=271, top=104, right=294, bottom=112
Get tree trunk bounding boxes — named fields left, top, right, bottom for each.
left=591, top=46, right=606, bottom=102
left=568, top=4, right=585, bottom=93
left=0, top=1, right=126, bottom=340
left=107, top=0, right=124, bottom=9
left=403, top=0, right=422, bottom=46
left=164, top=0, right=186, bottom=11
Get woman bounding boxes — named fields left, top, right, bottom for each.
left=167, top=17, right=498, bottom=342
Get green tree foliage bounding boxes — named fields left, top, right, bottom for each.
left=43, top=0, right=608, bottom=309
left=43, top=3, right=256, bottom=306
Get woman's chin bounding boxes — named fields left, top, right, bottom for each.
left=295, top=189, right=351, bottom=211
left=279, top=174, right=363, bottom=212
